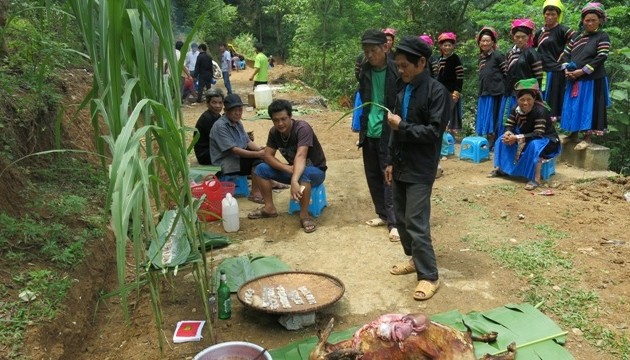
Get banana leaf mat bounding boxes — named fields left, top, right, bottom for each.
left=269, top=303, right=573, bottom=359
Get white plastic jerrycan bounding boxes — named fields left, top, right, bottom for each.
left=221, top=193, right=240, bottom=232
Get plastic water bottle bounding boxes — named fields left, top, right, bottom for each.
left=217, top=270, right=231, bottom=320
left=221, top=192, right=240, bottom=232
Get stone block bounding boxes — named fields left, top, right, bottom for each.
left=559, top=135, right=610, bottom=171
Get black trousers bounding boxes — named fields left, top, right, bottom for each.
left=362, top=137, right=396, bottom=229
left=393, top=180, right=438, bottom=281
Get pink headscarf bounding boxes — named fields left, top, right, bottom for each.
left=437, top=32, right=457, bottom=44
left=383, top=28, right=397, bottom=37
left=418, top=34, right=434, bottom=47
left=476, top=26, right=498, bottom=50
left=511, top=18, right=536, bottom=48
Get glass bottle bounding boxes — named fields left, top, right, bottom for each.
left=217, top=270, right=231, bottom=320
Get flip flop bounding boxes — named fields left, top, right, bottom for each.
left=247, top=208, right=278, bottom=219
left=524, top=181, right=540, bottom=191
left=365, top=218, right=386, bottom=227
left=300, top=217, right=316, bottom=233
left=389, top=228, right=400, bottom=242
left=574, top=140, right=590, bottom=151
left=247, top=195, right=265, bottom=204
left=390, top=260, right=415, bottom=275
left=272, top=182, right=290, bottom=190
left=487, top=169, right=505, bottom=178
left=413, top=280, right=439, bottom=301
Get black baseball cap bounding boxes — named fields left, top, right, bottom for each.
left=361, top=29, right=387, bottom=45
left=395, top=36, right=432, bottom=58
left=224, top=94, right=244, bottom=110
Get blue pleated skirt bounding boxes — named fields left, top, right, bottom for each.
left=560, top=78, right=610, bottom=132
left=476, top=95, right=507, bottom=136
left=494, top=135, right=561, bottom=181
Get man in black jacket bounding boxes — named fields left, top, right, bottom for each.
left=385, top=36, right=450, bottom=301
left=194, top=43, right=214, bottom=104
left=358, top=29, right=400, bottom=241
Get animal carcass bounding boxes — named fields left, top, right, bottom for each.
left=309, top=313, right=516, bottom=360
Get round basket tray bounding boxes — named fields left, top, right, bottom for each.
left=237, top=271, right=345, bottom=314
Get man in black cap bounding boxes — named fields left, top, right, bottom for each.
left=385, top=36, right=450, bottom=301
left=357, top=29, right=400, bottom=242
left=209, top=94, right=266, bottom=203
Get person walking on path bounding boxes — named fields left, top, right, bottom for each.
left=249, top=43, right=269, bottom=89
left=248, top=100, right=327, bottom=234
left=219, top=43, right=233, bottom=94
left=385, top=36, right=449, bottom=301
left=357, top=29, right=399, bottom=242
left=560, top=2, right=611, bottom=150
left=194, top=43, right=214, bottom=104
left=533, top=0, right=575, bottom=121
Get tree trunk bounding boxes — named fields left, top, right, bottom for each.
left=0, top=0, right=9, bottom=59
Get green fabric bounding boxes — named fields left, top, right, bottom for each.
left=269, top=303, right=574, bottom=360
left=515, top=78, right=540, bottom=91
left=254, top=52, right=269, bottom=82
left=213, top=254, right=291, bottom=292
left=367, top=68, right=386, bottom=138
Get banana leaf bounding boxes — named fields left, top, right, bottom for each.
left=147, top=209, right=191, bottom=269
left=212, top=254, right=291, bottom=292
left=268, top=303, right=574, bottom=360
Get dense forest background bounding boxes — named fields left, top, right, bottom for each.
left=0, top=0, right=629, bottom=172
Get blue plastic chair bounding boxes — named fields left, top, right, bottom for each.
left=541, top=158, right=556, bottom=180
left=459, top=136, right=490, bottom=163
left=288, top=183, right=327, bottom=218
left=219, top=175, right=250, bottom=197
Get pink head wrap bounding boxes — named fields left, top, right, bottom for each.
left=476, top=26, right=498, bottom=50
left=511, top=18, right=536, bottom=47
left=383, top=28, right=397, bottom=37
left=418, top=34, right=434, bottom=47
left=437, top=32, right=457, bottom=44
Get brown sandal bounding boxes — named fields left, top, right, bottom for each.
left=413, top=280, right=439, bottom=301
left=390, top=260, right=415, bottom=275
left=300, top=217, right=316, bottom=233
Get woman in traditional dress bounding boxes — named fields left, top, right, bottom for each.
left=505, top=19, right=543, bottom=115
left=475, top=26, right=508, bottom=148
left=534, top=0, right=575, bottom=121
left=490, top=79, right=560, bottom=190
left=436, top=32, right=464, bottom=133
left=560, top=2, right=611, bottom=150
left=419, top=34, right=437, bottom=78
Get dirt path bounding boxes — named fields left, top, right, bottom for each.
left=29, top=66, right=630, bottom=360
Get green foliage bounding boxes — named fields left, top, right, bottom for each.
left=0, top=270, right=71, bottom=357
left=230, top=32, right=257, bottom=60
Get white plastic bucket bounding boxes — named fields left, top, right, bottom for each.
left=221, top=193, right=240, bottom=232
left=254, top=85, right=273, bottom=109
left=193, top=341, right=272, bottom=360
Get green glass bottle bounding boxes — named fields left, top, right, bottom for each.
left=217, top=270, right=231, bottom=320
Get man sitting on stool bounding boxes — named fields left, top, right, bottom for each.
left=247, top=99, right=327, bottom=233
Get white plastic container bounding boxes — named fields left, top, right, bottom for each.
left=221, top=193, right=240, bottom=232
left=193, top=341, right=271, bottom=360
left=254, top=84, right=273, bottom=109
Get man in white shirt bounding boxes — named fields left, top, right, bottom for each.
left=219, top=43, right=233, bottom=94
left=185, top=42, right=200, bottom=95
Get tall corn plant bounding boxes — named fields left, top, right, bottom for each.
left=69, top=0, right=214, bottom=349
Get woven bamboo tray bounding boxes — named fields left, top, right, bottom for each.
left=237, top=271, right=345, bottom=314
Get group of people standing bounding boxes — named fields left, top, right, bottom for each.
left=354, top=1, right=611, bottom=302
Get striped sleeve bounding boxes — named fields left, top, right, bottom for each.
left=504, top=111, right=517, bottom=133
left=528, top=50, right=544, bottom=86
left=533, top=116, right=547, bottom=137
left=584, top=33, right=610, bottom=74
left=455, top=60, right=464, bottom=92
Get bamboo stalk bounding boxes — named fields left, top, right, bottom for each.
left=489, top=331, right=569, bottom=356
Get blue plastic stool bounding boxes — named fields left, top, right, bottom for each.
left=446, top=133, right=455, bottom=156
left=219, top=175, right=250, bottom=197
left=541, top=158, right=556, bottom=180
left=288, top=183, right=327, bottom=218
left=238, top=60, right=246, bottom=70
left=459, top=136, right=490, bottom=163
